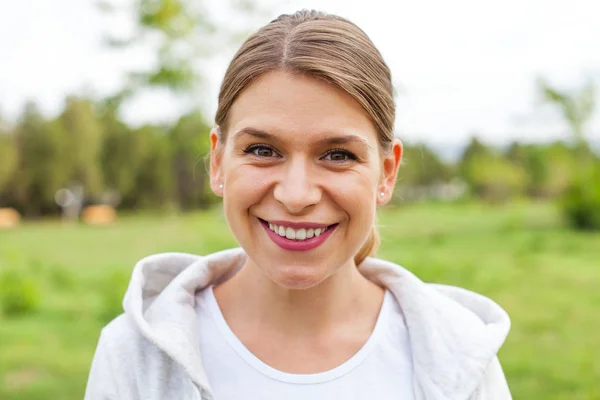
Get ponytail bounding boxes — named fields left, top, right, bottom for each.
left=354, top=224, right=380, bottom=266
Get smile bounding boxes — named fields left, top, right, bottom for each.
left=258, top=219, right=338, bottom=251
left=268, top=222, right=328, bottom=241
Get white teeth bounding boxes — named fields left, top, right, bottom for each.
left=285, top=227, right=296, bottom=240
left=266, top=222, right=330, bottom=241
left=296, top=228, right=306, bottom=240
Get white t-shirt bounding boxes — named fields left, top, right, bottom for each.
left=196, top=287, right=414, bottom=400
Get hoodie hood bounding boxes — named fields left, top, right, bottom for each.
left=123, top=248, right=510, bottom=400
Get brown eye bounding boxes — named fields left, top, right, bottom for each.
left=255, top=147, right=274, bottom=157
left=243, top=144, right=280, bottom=158
left=322, top=149, right=357, bottom=162
left=329, top=152, right=348, bottom=161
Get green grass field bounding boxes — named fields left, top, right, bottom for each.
left=0, top=202, right=598, bottom=399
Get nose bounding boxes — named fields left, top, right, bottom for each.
left=273, top=157, right=322, bottom=214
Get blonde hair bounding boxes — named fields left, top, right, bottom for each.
left=215, top=10, right=395, bottom=265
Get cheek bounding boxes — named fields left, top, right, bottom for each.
left=326, top=168, right=378, bottom=225
left=221, top=165, right=270, bottom=248
left=223, top=165, right=271, bottom=212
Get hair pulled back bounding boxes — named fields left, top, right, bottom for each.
left=215, top=10, right=395, bottom=265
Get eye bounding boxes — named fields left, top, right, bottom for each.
left=243, top=144, right=279, bottom=158
left=322, top=149, right=358, bottom=162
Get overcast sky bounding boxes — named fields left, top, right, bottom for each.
left=1, top=0, right=598, bottom=147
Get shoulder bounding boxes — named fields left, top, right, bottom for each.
left=360, top=257, right=511, bottom=398
left=359, top=257, right=510, bottom=329
left=99, top=313, right=176, bottom=374
left=471, top=356, right=513, bottom=399
left=94, top=315, right=193, bottom=396
left=98, top=314, right=157, bottom=367
left=427, top=283, right=511, bottom=327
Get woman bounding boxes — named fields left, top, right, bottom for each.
left=85, top=10, right=511, bottom=400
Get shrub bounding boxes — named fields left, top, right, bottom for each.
left=0, top=268, right=41, bottom=317
left=561, top=162, right=600, bottom=230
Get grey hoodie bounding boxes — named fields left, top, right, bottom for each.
left=84, top=248, right=512, bottom=400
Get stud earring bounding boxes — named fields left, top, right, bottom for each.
left=219, top=184, right=224, bottom=190
left=380, top=191, right=385, bottom=197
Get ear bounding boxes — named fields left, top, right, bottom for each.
left=209, top=127, right=224, bottom=196
left=377, top=138, right=403, bottom=205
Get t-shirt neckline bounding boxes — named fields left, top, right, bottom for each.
left=206, top=286, right=392, bottom=384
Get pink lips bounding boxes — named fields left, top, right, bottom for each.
left=260, top=219, right=337, bottom=251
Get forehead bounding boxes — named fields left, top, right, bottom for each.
left=226, top=70, right=378, bottom=146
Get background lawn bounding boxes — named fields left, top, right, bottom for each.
left=0, top=202, right=598, bottom=399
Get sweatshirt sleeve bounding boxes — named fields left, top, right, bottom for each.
left=473, top=356, right=512, bottom=400
left=84, top=330, right=121, bottom=400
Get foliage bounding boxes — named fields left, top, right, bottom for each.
left=459, top=139, right=529, bottom=203
left=464, top=153, right=528, bottom=203
left=561, top=162, right=600, bottom=230
left=543, top=142, right=578, bottom=197
left=458, top=137, right=493, bottom=177
left=538, top=78, right=595, bottom=145
left=101, top=108, right=155, bottom=206
left=395, top=143, right=460, bottom=202
left=0, top=267, right=41, bottom=317
left=169, top=112, right=213, bottom=209
left=133, top=125, right=175, bottom=208
left=540, top=78, right=599, bottom=229
left=12, top=103, right=70, bottom=215
left=399, top=143, right=452, bottom=186
left=1, top=99, right=220, bottom=214
left=98, top=0, right=266, bottom=102
left=505, top=141, right=577, bottom=198
left=0, top=131, right=18, bottom=195
left=59, top=97, right=104, bottom=197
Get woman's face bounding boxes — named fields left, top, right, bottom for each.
left=210, top=70, right=402, bottom=289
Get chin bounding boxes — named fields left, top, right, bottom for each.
left=267, top=264, right=331, bottom=290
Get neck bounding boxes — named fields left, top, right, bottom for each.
left=214, top=257, right=384, bottom=336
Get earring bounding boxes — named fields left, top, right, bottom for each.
left=219, top=184, right=224, bottom=190
left=380, top=191, right=385, bottom=197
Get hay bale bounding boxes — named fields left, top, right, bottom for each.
left=81, top=205, right=117, bottom=225
left=0, top=208, right=20, bottom=228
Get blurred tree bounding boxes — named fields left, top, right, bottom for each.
left=539, top=78, right=600, bottom=229
left=394, top=143, right=462, bottom=203
left=505, top=141, right=585, bottom=199
left=506, top=142, right=548, bottom=198
left=458, top=137, right=493, bottom=177
left=59, top=97, right=105, bottom=198
left=539, top=78, right=595, bottom=151
left=13, top=103, right=70, bottom=216
left=101, top=106, right=151, bottom=206
left=399, top=143, right=452, bottom=186
left=561, top=161, right=600, bottom=230
left=134, top=125, right=174, bottom=208
left=169, top=112, right=212, bottom=209
left=543, top=142, right=578, bottom=197
left=465, top=153, right=527, bottom=203
left=98, top=0, right=266, bottom=103
left=0, top=125, right=18, bottom=199
left=458, top=138, right=527, bottom=202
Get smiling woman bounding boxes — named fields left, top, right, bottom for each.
left=84, top=10, right=512, bottom=400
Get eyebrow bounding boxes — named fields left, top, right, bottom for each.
left=232, top=127, right=373, bottom=149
